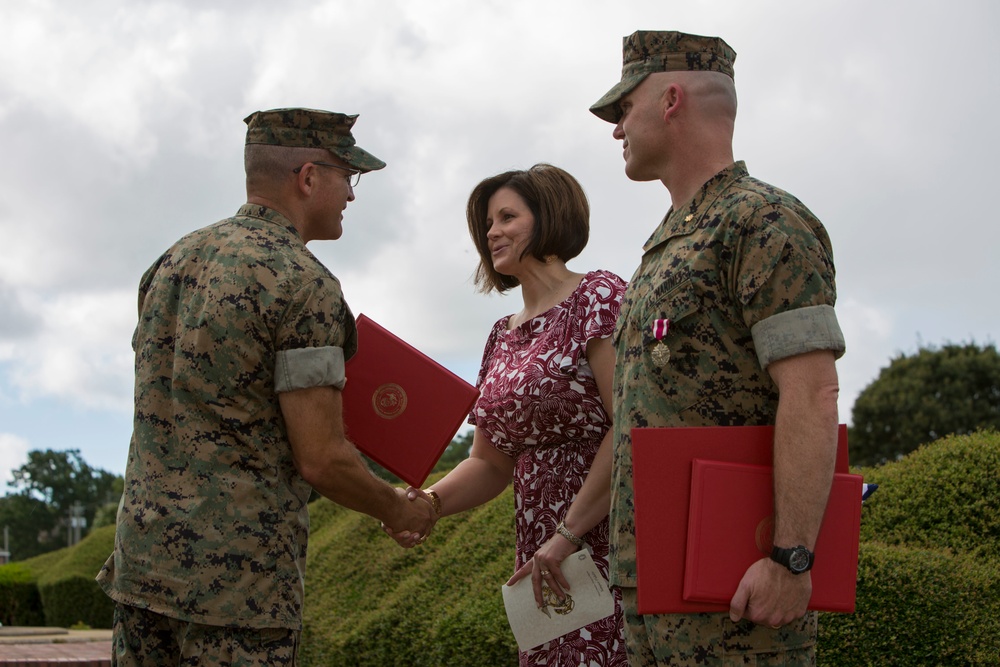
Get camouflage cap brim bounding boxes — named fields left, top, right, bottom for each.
left=589, top=73, right=649, bottom=124
left=331, top=145, right=386, bottom=174
left=244, top=108, right=386, bottom=173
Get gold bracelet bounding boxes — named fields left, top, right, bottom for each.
left=424, top=489, right=442, bottom=516
left=556, top=521, right=585, bottom=548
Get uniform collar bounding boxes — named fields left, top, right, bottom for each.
left=643, top=161, right=748, bottom=252
left=236, top=203, right=302, bottom=240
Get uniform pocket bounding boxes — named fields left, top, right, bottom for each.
left=640, top=279, right=700, bottom=349
left=637, top=278, right=737, bottom=415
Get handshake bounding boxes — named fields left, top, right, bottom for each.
left=383, top=486, right=441, bottom=548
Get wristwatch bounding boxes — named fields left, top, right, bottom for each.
left=770, top=545, right=814, bottom=574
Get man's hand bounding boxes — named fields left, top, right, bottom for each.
left=383, top=486, right=435, bottom=543
left=729, top=557, right=811, bottom=628
left=382, top=487, right=439, bottom=548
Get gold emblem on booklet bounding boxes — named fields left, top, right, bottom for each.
left=540, top=585, right=575, bottom=618
left=372, top=383, right=407, bottom=419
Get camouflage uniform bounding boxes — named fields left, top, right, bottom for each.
left=590, top=33, right=846, bottom=666
left=98, top=109, right=383, bottom=663
left=112, top=603, right=298, bottom=666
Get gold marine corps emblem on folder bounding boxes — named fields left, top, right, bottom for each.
left=372, top=383, right=407, bottom=419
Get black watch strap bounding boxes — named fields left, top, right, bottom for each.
left=770, top=544, right=814, bottom=574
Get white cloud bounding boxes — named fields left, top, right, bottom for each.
left=835, top=297, right=895, bottom=424
left=0, top=289, right=134, bottom=411
left=0, top=433, right=30, bottom=487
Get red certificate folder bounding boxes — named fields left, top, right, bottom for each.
left=631, top=425, right=850, bottom=614
left=342, top=314, right=479, bottom=487
left=683, top=459, right=862, bottom=612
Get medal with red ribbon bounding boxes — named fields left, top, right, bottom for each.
left=651, top=318, right=671, bottom=365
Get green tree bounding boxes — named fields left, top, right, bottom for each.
left=7, top=449, right=122, bottom=550
left=0, top=493, right=59, bottom=560
left=432, top=430, right=473, bottom=473
left=849, top=342, right=1000, bottom=465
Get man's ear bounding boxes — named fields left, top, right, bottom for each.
left=662, top=83, right=684, bottom=123
left=295, top=163, right=317, bottom=196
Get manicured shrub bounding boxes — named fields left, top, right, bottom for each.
left=38, top=573, right=115, bottom=629
left=0, top=562, right=45, bottom=626
left=858, top=430, right=1000, bottom=559
left=819, top=541, right=1000, bottom=666
left=30, top=524, right=116, bottom=629
left=299, top=473, right=519, bottom=665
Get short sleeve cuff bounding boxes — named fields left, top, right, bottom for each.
left=274, top=346, right=346, bottom=392
left=751, top=304, right=846, bottom=369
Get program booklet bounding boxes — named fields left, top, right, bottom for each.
left=501, top=549, right=616, bottom=651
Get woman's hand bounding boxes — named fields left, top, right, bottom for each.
left=507, top=531, right=581, bottom=607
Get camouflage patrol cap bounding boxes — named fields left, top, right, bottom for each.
left=244, top=108, right=386, bottom=173
left=590, top=31, right=737, bottom=123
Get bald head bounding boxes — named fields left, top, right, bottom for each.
left=648, top=70, right=737, bottom=125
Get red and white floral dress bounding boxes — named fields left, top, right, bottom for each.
left=470, top=270, right=628, bottom=666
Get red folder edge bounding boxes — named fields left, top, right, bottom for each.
left=631, top=424, right=850, bottom=615
left=682, top=459, right=862, bottom=613
left=342, top=314, right=479, bottom=487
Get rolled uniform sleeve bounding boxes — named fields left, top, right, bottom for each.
left=274, top=346, right=347, bottom=391
left=733, top=196, right=844, bottom=369
left=751, top=304, right=845, bottom=369
left=273, top=274, right=357, bottom=392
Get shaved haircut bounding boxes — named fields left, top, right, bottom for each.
left=650, top=70, right=738, bottom=121
left=245, top=144, right=332, bottom=191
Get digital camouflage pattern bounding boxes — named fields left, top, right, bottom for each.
left=97, top=203, right=357, bottom=630
left=244, top=108, right=386, bottom=173
left=621, top=590, right=816, bottom=667
left=610, top=162, right=844, bottom=663
left=590, top=30, right=737, bottom=123
left=112, top=603, right=298, bottom=666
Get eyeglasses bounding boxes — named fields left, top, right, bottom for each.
left=292, top=161, right=361, bottom=187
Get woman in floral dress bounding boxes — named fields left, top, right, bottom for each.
left=392, top=164, right=627, bottom=666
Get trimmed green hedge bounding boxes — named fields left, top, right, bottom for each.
left=819, top=542, right=1000, bottom=666
left=35, top=523, right=116, bottom=628
left=0, top=562, right=45, bottom=626
left=814, top=430, right=1000, bottom=666
left=0, top=523, right=117, bottom=629
left=299, top=472, right=519, bottom=665
left=857, top=430, right=1000, bottom=558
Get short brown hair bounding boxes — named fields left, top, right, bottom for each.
left=466, top=164, right=590, bottom=293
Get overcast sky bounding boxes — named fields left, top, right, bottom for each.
left=1, top=0, right=997, bottom=487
